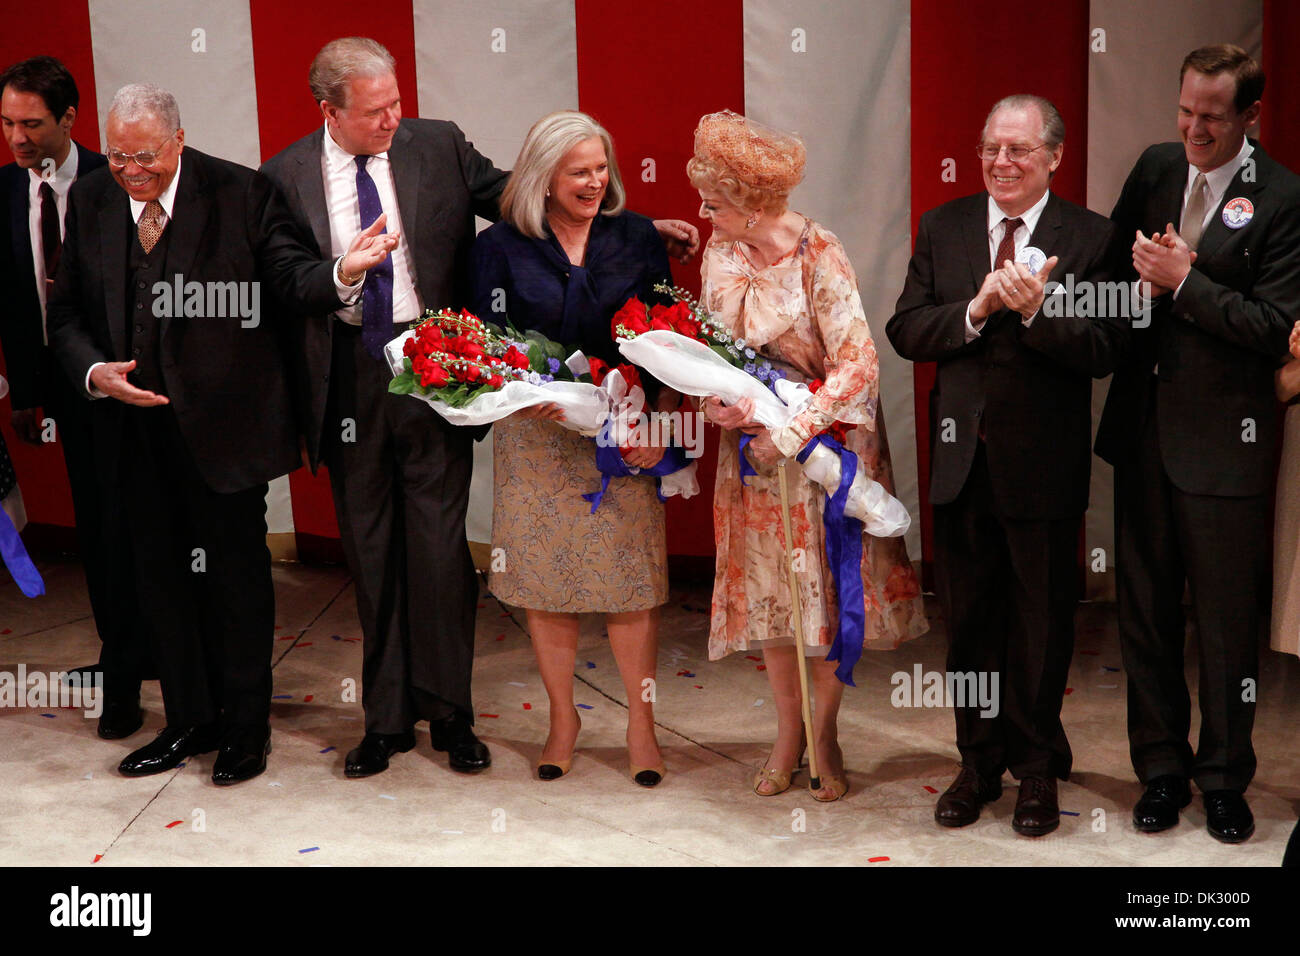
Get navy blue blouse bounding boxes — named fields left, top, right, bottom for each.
left=469, top=211, right=671, bottom=368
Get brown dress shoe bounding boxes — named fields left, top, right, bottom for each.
left=1012, top=776, right=1060, bottom=836
left=935, top=765, right=1003, bottom=827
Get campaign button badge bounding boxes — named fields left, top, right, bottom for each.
left=1222, top=197, right=1253, bottom=229
left=1017, top=246, right=1047, bottom=275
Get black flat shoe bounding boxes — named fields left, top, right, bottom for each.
left=212, top=727, right=272, bottom=786
left=1133, top=775, right=1192, bottom=832
left=118, top=725, right=218, bottom=776
left=1011, top=776, right=1060, bottom=837
left=1204, top=790, right=1254, bottom=844
left=97, top=697, right=144, bottom=740
left=935, top=765, right=1003, bottom=828
left=429, top=714, right=490, bottom=773
left=344, top=731, right=416, bottom=778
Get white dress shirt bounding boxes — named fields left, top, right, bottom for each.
left=320, top=124, right=422, bottom=325
left=27, top=144, right=79, bottom=338
left=964, top=188, right=1052, bottom=341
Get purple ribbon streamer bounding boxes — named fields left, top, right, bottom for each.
left=737, top=433, right=757, bottom=486
left=582, top=422, right=690, bottom=512
left=0, top=506, right=44, bottom=598
left=796, top=434, right=864, bottom=686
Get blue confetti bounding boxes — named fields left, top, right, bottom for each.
left=320, top=746, right=335, bottom=754
left=272, top=694, right=292, bottom=700
left=299, top=846, right=319, bottom=854
left=1060, top=810, right=1080, bottom=816
left=585, top=661, right=596, bottom=669
left=1102, top=666, right=1120, bottom=672
left=40, top=713, right=55, bottom=718
left=576, top=703, right=594, bottom=710
left=331, top=635, right=343, bottom=641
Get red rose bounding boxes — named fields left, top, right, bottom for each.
left=419, top=363, right=450, bottom=388
left=588, top=357, right=610, bottom=386
left=464, top=364, right=483, bottom=383
left=612, top=297, right=651, bottom=337
left=487, top=373, right=505, bottom=389
left=503, top=345, right=529, bottom=370
left=403, top=337, right=421, bottom=358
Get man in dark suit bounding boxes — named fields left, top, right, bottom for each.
left=0, top=55, right=146, bottom=738
left=262, top=37, right=698, bottom=779
left=888, top=95, right=1127, bottom=836
left=1096, top=44, right=1300, bottom=843
left=47, top=82, right=396, bottom=784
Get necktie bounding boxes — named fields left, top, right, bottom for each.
left=39, top=182, right=61, bottom=284
left=1180, top=173, right=1209, bottom=250
left=354, top=154, right=393, bottom=359
left=994, top=217, right=1022, bottom=271
left=137, top=200, right=165, bottom=254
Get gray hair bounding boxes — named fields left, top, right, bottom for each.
left=499, top=111, right=626, bottom=239
left=309, top=37, right=395, bottom=106
left=982, top=94, right=1065, bottom=148
left=108, top=83, right=181, bottom=132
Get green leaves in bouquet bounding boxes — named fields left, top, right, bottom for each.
left=388, top=356, right=418, bottom=394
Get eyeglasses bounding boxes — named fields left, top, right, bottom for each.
left=976, top=143, right=1049, bottom=162
left=106, top=134, right=176, bottom=169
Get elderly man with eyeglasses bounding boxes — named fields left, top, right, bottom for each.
left=46, top=82, right=397, bottom=785
left=888, top=94, right=1128, bottom=836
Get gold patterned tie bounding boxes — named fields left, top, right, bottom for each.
left=137, top=200, right=165, bottom=253
left=1180, top=173, right=1209, bottom=251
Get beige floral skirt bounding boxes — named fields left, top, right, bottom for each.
left=488, top=415, right=668, bottom=613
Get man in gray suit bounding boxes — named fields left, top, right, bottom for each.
left=261, top=37, right=696, bottom=778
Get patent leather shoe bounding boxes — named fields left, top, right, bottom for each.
left=429, top=714, right=491, bottom=773
left=1132, top=775, right=1191, bottom=832
left=97, top=696, right=144, bottom=740
left=935, top=765, right=1003, bottom=827
left=118, top=725, right=218, bottom=776
left=344, top=731, right=416, bottom=778
left=1204, top=790, right=1254, bottom=844
left=212, top=726, right=272, bottom=785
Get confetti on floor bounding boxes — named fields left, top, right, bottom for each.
left=923, top=785, right=938, bottom=794
left=83, top=773, right=93, bottom=780
left=1060, top=810, right=1080, bottom=816
left=676, top=670, right=696, bottom=678
left=867, top=856, right=890, bottom=863
left=495, top=635, right=505, bottom=641
left=344, top=637, right=360, bottom=643
left=331, top=635, right=342, bottom=641
left=379, top=794, right=395, bottom=801
left=165, top=820, right=183, bottom=829
left=753, top=699, right=763, bottom=707
left=499, top=612, right=511, bottom=618
left=304, top=695, right=314, bottom=703
left=1103, top=666, right=1120, bottom=672
left=272, top=694, right=292, bottom=700
left=694, top=685, right=703, bottom=689
left=1099, top=684, right=1118, bottom=689
left=299, top=847, right=319, bottom=854
left=769, top=835, right=792, bottom=841
left=479, top=713, right=499, bottom=719
left=523, top=703, right=532, bottom=710
left=507, top=681, right=526, bottom=687
left=1064, top=688, right=1073, bottom=695
left=585, top=661, right=596, bottom=669
left=274, top=625, right=283, bottom=630
left=440, top=830, right=463, bottom=835
left=277, top=635, right=295, bottom=641
left=92, top=854, right=102, bottom=863
left=577, top=704, right=593, bottom=710
left=320, top=746, right=335, bottom=754
left=1, top=628, right=11, bottom=635
left=297, top=642, right=313, bottom=647
left=756, top=665, right=767, bottom=671
left=745, top=655, right=761, bottom=662
left=268, top=782, right=282, bottom=788
left=41, top=713, right=55, bottom=718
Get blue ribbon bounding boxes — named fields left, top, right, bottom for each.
left=0, top=506, right=44, bottom=598
left=582, top=421, right=690, bottom=512
left=738, top=433, right=757, bottom=485
left=796, top=434, right=864, bottom=686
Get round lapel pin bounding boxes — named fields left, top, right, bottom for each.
left=1222, top=197, right=1253, bottom=229
left=1016, top=246, right=1047, bottom=275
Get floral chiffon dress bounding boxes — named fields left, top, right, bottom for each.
left=702, top=217, right=928, bottom=660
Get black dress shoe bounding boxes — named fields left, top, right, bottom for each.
left=1133, top=775, right=1192, bottom=832
left=118, top=725, right=219, bottom=776
left=935, top=765, right=1003, bottom=828
left=212, top=727, right=272, bottom=786
left=97, top=697, right=144, bottom=740
left=1011, top=776, right=1060, bottom=836
left=429, top=714, right=491, bottom=773
left=344, top=731, right=416, bottom=778
left=1204, top=790, right=1254, bottom=844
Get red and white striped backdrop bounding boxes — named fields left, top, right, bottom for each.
left=4, top=1, right=1297, bottom=594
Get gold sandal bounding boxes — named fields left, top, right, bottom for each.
left=811, top=773, right=849, bottom=802
left=753, top=764, right=794, bottom=796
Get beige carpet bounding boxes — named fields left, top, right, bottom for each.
left=1, top=558, right=1296, bottom=866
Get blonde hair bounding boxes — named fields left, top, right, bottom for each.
left=686, top=110, right=805, bottom=215
left=499, top=111, right=626, bottom=238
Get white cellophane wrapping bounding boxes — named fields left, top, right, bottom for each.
left=618, top=329, right=910, bottom=535
left=385, top=331, right=610, bottom=436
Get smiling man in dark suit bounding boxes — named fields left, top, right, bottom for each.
left=0, top=56, right=148, bottom=739
left=888, top=94, right=1127, bottom=836
left=1096, top=44, right=1300, bottom=844
left=47, top=82, right=396, bottom=785
left=261, top=37, right=699, bottom=780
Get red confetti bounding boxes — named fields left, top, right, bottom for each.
left=694, top=685, right=703, bottom=689
left=344, top=637, right=360, bottom=643
left=1064, top=687, right=1074, bottom=695
left=867, top=856, right=890, bottom=863
left=745, top=655, right=761, bottom=662
left=165, top=820, right=183, bottom=829
left=923, top=785, right=938, bottom=794
left=297, top=642, right=313, bottom=647
left=522, top=703, right=532, bottom=710
left=274, top=625, right=283, bottom=630
left=0, top=628, right=10, bottom=635
left=756, top=664, right=767, bottom=671
left=479, top=713, right=499, bottom=719
left=303, top=695, right=314, bottom=703
left=499, top=612, right=511, bottom=618
left=92, top=854, right=102, bottom=863
left=495, top=634, right=505, bottom=641
left=277, top=635, right=295, bottom=641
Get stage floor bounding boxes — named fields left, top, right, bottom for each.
left=2, top=558, right=1297, bottom=867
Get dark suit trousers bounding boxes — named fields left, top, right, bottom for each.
left=120, top=405, right=273, bottom=730
left=1114, top=380, right=1265, bottom=792
left=932, top=442, right=1080, bottom=780
left=323, top=324, right=478, bottom=734
left=44, top=349, right=147, bottom=700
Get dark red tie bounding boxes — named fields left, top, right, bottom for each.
left=994, top=216, right=1022, bottom=271
left=39, top=182, right=61, bottom=285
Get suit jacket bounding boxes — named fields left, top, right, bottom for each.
left=887, top=191, right=1127, bottom=520
left=1095, top=140, right=1300, bottom=497
left=46, top=148, right=344, bottom=494
left=260, top=119, right=508, bottom=468
left=0, top=141, right=106, bottom=409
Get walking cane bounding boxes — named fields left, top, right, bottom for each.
left=776, top=458, right=820, bottom=791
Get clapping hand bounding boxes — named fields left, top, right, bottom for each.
left=653, top=219, right=701, bottom=264
left=341, top=213, right=401, bottom=280
left=1133, top=223, right=1196, bottom=298
left=993, top=255, right=1059, bottom=319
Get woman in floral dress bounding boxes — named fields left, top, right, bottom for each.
left=689, top=111, right=927, bottom=801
